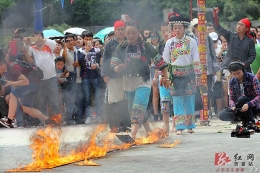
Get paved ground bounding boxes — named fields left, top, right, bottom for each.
left=0, top=118, right=260, bottom=173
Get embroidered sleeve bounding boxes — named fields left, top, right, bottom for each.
left=247, top=77, right=260, bottom=107
left=153, top=53, right=168, bottom=70
left=145, top=42, right=168, bottom=70
left=110, top=56, right=121, bottom=69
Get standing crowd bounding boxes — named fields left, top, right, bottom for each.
left=1, top=8, right=260, bottom=138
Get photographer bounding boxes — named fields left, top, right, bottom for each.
left=218, top=61, right=260, bottom=128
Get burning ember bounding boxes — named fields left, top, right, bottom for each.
left=157, top=140, right=182, bottom=148
left=75, top=159, right=99, bottom=166
left=6, top=121, right=177, bottom=172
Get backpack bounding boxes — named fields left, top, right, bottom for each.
left=10, top=60, right=44, bottom=80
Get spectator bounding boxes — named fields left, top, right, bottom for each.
left=191, top=18, right=219, bottom=118
left=0, top=55, right=54, bottom=128
left=249, top=32, right=260, bottom=75
left=153, top=21, right=174, bottom=132
left=79, top=31, right=103, bottom=124
left=76, top=35, right=84, bottom=49
left=55, top=56, right=69, bottom=116
left=206, top=23, right=215, bottom=35
left=60, top=34, right=83, bottom=125
left=102, top=20, right=130, bottom=132
left=212, top=8, right=256, bottom=73
left=141, top=29, right=150, bottom=41
left=148, top=29, right=161, bottom=121
left=209, top=32, right=223, bottom=116
left=54, top=39, right=63, bottom=58
left=24, top=31, right=61, bottom=122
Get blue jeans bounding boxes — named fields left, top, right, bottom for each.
left=219, top=96, right=257, bottom=123
left=82, top=78, right=102, bottom=118
left=62, top=83, right=83, bottom=123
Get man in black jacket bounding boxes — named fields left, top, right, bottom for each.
left=101, top=20, right=130, bottom=132
left=212, top=8, right=256, bottom=72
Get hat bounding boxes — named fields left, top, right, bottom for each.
left=168, top=12, right=180, bottom=22
left=168, top=14, right=190, bottom=27
left=114, top=20, right=126, bottom=30
left=190, top=18, right=198, bottom=28
left=209, top=32, right=218, bottom=41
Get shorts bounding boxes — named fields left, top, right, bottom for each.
left=212, top=82, right=223, bottom=99
left=12, top=82, right=39, bottom=107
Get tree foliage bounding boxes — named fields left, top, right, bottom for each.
left=0, top=0, right=259, bottom=30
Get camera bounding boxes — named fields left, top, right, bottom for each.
left=17, top=28, right=25, bottom=33
left=0, top=78, right=7, bottom=86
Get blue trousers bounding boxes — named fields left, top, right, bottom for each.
left=173, top=94, right=196, bottom=130
left=125, top=87, right=151, bottom=124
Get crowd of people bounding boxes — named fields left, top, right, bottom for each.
left=1, top=8, right=260, bottom=138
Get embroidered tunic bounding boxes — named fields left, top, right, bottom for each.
left=163, top=35, right=202, bottom=96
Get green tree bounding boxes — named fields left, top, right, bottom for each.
left=0, top=0, right=15, bottom=21
left=220, top=0, right=260, bottom=21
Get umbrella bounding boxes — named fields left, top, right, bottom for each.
left=94, top=27, right=114, bottom=43
left=43, top=29, right=64, bottom=39
left=63, top=27, right=86, bottom=35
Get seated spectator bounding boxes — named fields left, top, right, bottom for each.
left=0, top=56, right=53, bottom=128
left=218, top=61, right=260, bottom=128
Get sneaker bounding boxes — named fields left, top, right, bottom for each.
left=0, top=119, right=14, bottom=128
left=85, top=117, right=91, bottom=124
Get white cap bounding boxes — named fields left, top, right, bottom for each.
left=190, top=18, right=198, bottom=28
left=209, top=32, right=218, bottom=41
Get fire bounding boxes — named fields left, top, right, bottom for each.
left=6, top=124, right=175, bottom=172
left=157, top=140, right=182, bottom=148
left=50, top=114, right=63, bottom=125
left=135, top=128, right=168, bottom=145
left=75, top=159, right=99, bottom=166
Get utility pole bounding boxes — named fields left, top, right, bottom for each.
left=194, top=0, right=209, bottom=125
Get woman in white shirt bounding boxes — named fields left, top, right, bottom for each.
left=162, top=15, right=202, bottom=135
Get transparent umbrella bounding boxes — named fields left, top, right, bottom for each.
left=43, top=29, right=64, bottom=39
left=63, top=27, right=86, bottom=35
left=94, top=27, right=114, bottom=43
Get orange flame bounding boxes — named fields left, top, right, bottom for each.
left=157, top=140, right=182, bottom=148
left=75, top=159, right=99, bottom=166
left=6, top=125, right=174, bottom=172
left=135, top=128, right=168, bottom=145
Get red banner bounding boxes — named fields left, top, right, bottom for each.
left=200, top=72, right=207, bottom=86
left=198, top=12, right=206, bottom=25
left=197, top=0, right=205, bottom=7
left=200, top=93, right=208, bottom=121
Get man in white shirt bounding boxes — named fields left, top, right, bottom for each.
left=25, top=31, right=60, bottom=120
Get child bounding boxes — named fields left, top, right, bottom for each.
left=54, top=56, right=69, bottom=118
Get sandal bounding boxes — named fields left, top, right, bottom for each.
left=176, top=130, right=182, bottom=135
left=188, top=129, right=194, bottom=133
